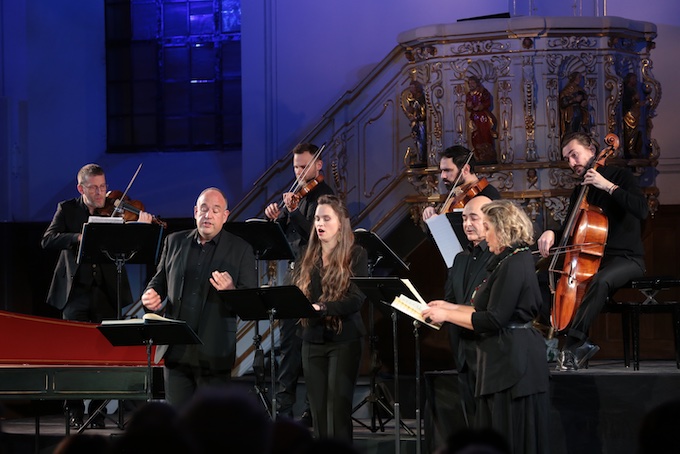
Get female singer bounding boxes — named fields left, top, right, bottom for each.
left=423, top=200, right=549, bottom=454
left=295, top=195, right=368, bottom=440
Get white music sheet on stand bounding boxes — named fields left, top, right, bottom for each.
left=425, top=214, right=463, bottom=267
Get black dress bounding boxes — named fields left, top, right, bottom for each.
left=471, top=245, right=550, bottom=454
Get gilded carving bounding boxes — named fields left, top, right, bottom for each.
left=524, top=199, right=541, bottom=223
left=330, top=134, right=351, bottom=199
left=548, top=36, right=597, bottom=49
left=603, top=55, right=621, bottom=135
left=549, top=168, right=577, bottom=190
left=451, top=40, right=510, bottom=55
left=544, top=196, right=570, bottom=225
left=498, top=80, right=514, bottom=163
left=404, top=45, right=437, bottom=62
left=490, top=171, right=514, bottom=191
left=546, top=78, right=560, bottom=161
left=522, top=58, right=537, bottom=161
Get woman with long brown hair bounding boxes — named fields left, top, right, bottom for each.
left=295, top=195, right=368, bottom=440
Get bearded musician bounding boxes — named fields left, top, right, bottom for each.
left=422, top=145, right=500, bottom=222
left=537, top=132, right=648, bottom=371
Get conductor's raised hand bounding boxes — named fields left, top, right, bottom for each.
left=210, top=270, right=235, bottom=291
left=142, top=288, right=163, bottom=312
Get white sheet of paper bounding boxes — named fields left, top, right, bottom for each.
left=425, top=214, right=463, bottom=267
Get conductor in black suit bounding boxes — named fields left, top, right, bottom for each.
left=42, top=163, right=152, bottom=428
left=142, top=187, right=257, bottom=408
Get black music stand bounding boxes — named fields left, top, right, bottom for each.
left=222, top=220, right=295, bottom=417
left=219, top=285, right=317, bottom=420
left=352, top=277, right=419, bottom=451
left=352, top=230, right=412, bottom=436
left=78, top=222, right=164, bottom=319
left=94, top=318, right=201, bottom=433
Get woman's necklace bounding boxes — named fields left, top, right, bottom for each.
left=470, top=246, right=529, bottom=304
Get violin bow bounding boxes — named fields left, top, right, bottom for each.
left=438, top=151, right=474, bottom=214
left=111, top=163, right=143, bottom=217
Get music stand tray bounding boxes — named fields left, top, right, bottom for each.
left=351, top=277, right=418, bottom=306
left=78, top=223, right=163, bottom=266
left=219, top=285, right=318, bottom=320
left=78, top=223, right=164, bottom=319
left=98, top=318, right=202, bottom=401
left=353, top=229, right=409, bottom=274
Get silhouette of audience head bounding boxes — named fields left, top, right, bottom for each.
left=440, top=427, right=511, bottom=454
left=638, top=399, right=680, bottom=454
left=108, top=400, right=192, bottom=454
left=54, top=433, right=109, bottom=454
left=302, top=438, right=361, bottom=454
left=270, top=416, right=313, bottom=454
left=177, top=385, right=273, bottom=454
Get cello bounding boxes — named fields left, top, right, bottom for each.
left=549, top=133, right=619, bottom=332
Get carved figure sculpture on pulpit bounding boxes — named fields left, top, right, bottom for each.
left=559, top=72, right=590, bottom=138
left=465, top=76, right=498, bottom=165
left=401, top=80, right=428, bottom=167
left=622, top=72, right=643, bottom=158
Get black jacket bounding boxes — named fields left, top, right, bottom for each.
left=147, top=229, right=256, bottom=370
left=42, top=197, right=133, bottom=311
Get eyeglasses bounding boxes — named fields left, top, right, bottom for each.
left=82, top=183, right=108, bottom=193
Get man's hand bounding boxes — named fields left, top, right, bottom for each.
left=142, top=288, right=163, bottom=312
left=210, top=270, right=235, bottom=291
left=537, top=230, right=555, bottom=258
left=137, top=211, right=153, bottom=224
left=422, top=206, right=437, bottom=221
left=582, top=168, right=613, bottom=193
left=264, top=203, right=280, bottom=220
left=282, top=192, right=298, bottom=212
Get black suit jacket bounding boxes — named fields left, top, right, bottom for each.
left=42, top=197, right=132, bottom=311
left=444, top=241, right=496, bottom=373
left=147, top=229, right=256, bottom=370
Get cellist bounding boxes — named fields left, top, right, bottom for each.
left=538, top=132, right=648, bottom=371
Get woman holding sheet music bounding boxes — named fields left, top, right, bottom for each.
left=295, top=195, right=368, bottom=441
left=422, top=200, right=549, bottom=454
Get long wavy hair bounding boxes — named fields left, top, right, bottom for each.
left=295, top=195, right=355, bottom=332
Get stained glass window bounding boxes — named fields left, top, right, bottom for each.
left=105, top=0, right=241, bottom=153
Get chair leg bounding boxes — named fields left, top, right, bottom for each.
left=632, top=305, right=641, bottom=371
left=621, top=308, right=631, bottom=368
left=673, top=305, right=680, bottom=369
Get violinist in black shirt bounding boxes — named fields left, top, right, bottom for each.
left=538, top=132, right=648, bottom=371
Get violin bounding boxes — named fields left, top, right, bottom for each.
left=97, top=189, right=168, bottom=228
left=439, top=178, right=489, bottom=214
left=549, top=133, right=619, bottom=332
left=288, top=175, right=324, bottom=211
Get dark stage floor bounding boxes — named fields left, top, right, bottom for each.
left=2, top=361, right=679, bottom=454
